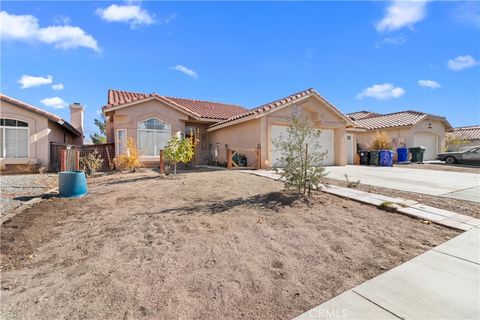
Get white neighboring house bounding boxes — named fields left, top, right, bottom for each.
left=0, top=94, right=83, bottom=172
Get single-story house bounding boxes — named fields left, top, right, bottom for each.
left=103, top=88, right=358, bottom=168
left=446, top=125, right=480, bottom=151
left=348, top=110, right=453, bottom=161
left=0, top=94, right=84, bottom=172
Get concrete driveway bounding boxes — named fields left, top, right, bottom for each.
left=326, top=165, right=480, bottom=202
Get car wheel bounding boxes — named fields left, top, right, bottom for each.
left=445, top=156, right=456, bottom=164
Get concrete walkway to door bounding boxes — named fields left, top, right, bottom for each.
left=326, top=165, right=480, bottom=202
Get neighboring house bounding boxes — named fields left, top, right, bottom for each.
left=348, top=110, right=453, bottom=160
left=446, top=125, right=480, bottom=151
left=0, top=94, right=83, bottom=172
left=103, top=88, right=357, bottom=168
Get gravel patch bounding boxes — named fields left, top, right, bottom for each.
left=0, top=174, right=57, bottom=215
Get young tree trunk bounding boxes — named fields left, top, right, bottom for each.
left=174, top=162, right=177, bottom=175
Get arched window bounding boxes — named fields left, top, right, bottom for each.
left=0, top=118, right=29, bottom=158
left=137, top=118, right=171, bottom=156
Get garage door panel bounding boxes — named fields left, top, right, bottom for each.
left=414, top=134, right=437, bottom=161
left=271, top=125, right=334, bottom=167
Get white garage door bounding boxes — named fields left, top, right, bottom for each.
left=270, top=125, right=334, bottom=167
left=414, top=133, right=437, bottom=160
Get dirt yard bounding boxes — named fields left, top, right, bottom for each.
left=1, top=170, right=458, bottom=320
left=324, top=177, right=480, bottom=218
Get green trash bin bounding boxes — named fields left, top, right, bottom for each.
left=409, top=147, right=426, bottom=163
left=369, top=150, right=380, bottom=166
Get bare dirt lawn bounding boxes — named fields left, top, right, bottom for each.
left=1, top=170, right=458, bottom=320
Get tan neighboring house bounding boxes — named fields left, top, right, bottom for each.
left=103, top=88, right=358, bottom=169
left=446, top=125, right=480, bottom=151
left=0, top=94, right=83, bottom=172
left=348, top=110, right=453, bottom=160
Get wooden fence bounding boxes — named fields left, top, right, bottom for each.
left=50, top=142, right=115, bottom=172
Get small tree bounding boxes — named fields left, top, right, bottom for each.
left=90, top=114, right=106, bottom=144
left=114, top=137, right=142, bottom=171
left=371, top=131, right=392, bottom=150
left=163, top=136, right=195, bottom=174
left=272, top=116, right=328, bottom=195
left=445, top=135, right=468, bottom=151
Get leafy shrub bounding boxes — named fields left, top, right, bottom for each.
left=80, top=150, right=103, bottom=176
left=378, top=201, right=397, bottom=212
left=371, top=131, right=392, bottom=150
left=163, top=136, right=195, bottom=174
left=114, top=137, right=142, bottom=171
left=272, top=116, right=328, bottom=195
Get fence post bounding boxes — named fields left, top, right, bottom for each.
left=60, top=149, right=67, bottom=172
left=159, top=150, right=165, bottom=174
left=74, top=150, right=80, bottom=170
left=256, top=144, right=261, bottom=169
left=227, top=148, right=232, bottom=169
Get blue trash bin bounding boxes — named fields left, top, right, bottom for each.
left=379, top=150, right=394, bottom=167
left=58, top=170, right=88, bottom=198
left=397, top=147, right=409, bottom=163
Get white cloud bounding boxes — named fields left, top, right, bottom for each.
left=418, top=80, right=441, bottom=89
left=382, top=36, right=406, bottom=45
left=451, top=2, right=480, bottom=28
left=376, top=0, right=429, bottom=32
left=357, top=83, right=405, bottom=101
left=447, top=55, right=478, bottom=71
left=171, top=65, right=199, bottom=79
left=18, top=75, right=53, bottom=89
left=96, top=4, right=154, bottom=28
left=52, top=83, right=64, bottom=90
left=0, top=11, right=99, bottom=52
left=41, top=97, right=68, bottom=109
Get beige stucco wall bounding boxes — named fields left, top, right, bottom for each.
left=0, top=100, right=79, bottom=171
left=209, top=95, right=349, bottom=168
left=0, top=100, right=49, bottom=168
left=355, top=118, right=447, bottom=157
left=208, top=119, right=261, bottom=166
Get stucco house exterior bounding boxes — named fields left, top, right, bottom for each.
left=348, top=110, right=453, bottom=161
left=446, top=125, right=480, bottom=151
left=0, top=94, right=83, bottom=172
left=103, top=88, right=358, bottom=169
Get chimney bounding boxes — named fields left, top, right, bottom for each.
left=69, top=102, right=84, bottom=137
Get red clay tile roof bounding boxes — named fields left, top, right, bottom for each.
left=447, top=125, right=480, bottom=140
left=352, top=110, right=453, bottom=131
left=0, top=94, right=81, bottom=136
left=208, top=88, right=353, bottom=129
left=104, top=89, right=246, bottom=120
left=347, top=110, right=380, bottom=121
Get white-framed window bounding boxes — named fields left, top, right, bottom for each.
left=0, top=118, right=29, bottom=158
left=137, top=118, right=171, bottom=156
left=116, top=129, right=126, bottom=155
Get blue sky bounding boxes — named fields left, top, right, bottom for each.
left=1, top=1, right=479, bottom=140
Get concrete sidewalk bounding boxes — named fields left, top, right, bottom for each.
left=294, top=228, right=480, bottom=319
left=325, top=166, right=480, bottom=202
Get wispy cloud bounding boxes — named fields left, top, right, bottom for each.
left=376, top=0, right=429, bottom=32
left=40, top=96, right=68, bottom=109
left=51, top=83, right=64, bottom=90
left=96, top=3, right=155, bottom=28
left=447, top=55, right=478, bottom=71
left=357, top=83, right=405, bottom=101
left=18, top=75, right=53, bottom=89
left=0, top=11, right=100, bottom=52
left=418, top=80, right=441, bottom=89
left=171, top=65, right=199, bottom=79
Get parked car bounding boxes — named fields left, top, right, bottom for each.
left=436, top=146, right=480, bottom=165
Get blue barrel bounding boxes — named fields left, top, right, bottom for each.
left=397, top=147, right=409, bottom=163
left=58, top=170, right=88, bottom=198
left=379, top=150, right=394, bottom=167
